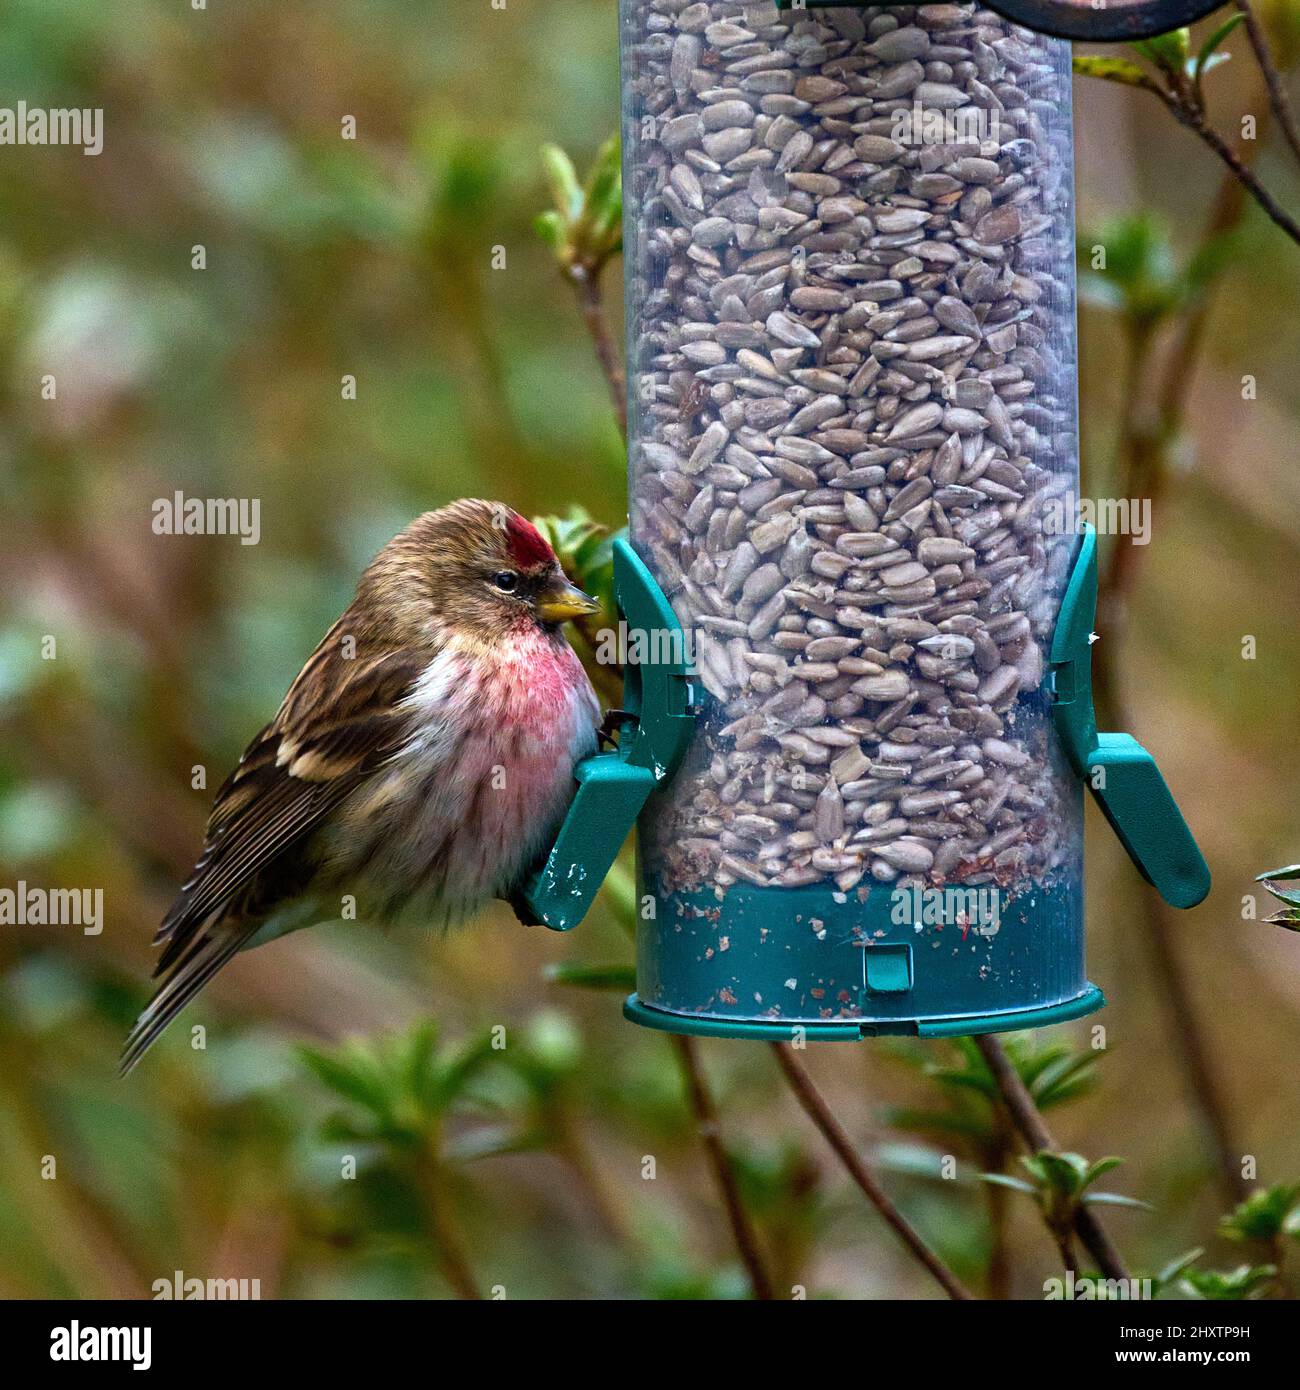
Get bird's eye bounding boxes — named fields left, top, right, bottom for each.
left=492, top=571, right=520, bottom=594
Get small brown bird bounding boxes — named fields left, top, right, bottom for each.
left=122, top=500, right=601, bottom=1073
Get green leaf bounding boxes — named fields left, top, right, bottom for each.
left=544, top=960, right=636, bottom=992
left=540, top=143, right=583, bottom=221
left=426, top=129, right=505, bottom=230
left=1263, top=911, right=1300, bottom=931
left=1085, top=1155, right=1125, bottom=1185
left=1262, top=882, right=1300, bottom=909
left=883, top=1106, right=993, bottom=1143
left=1257, top=864, right=1300, bottom=881
left=318, top=1113, right=377, bottom=1145
left=399, top=1021, right=439, bottom=1097
left=1134, top=27, right=1191, bottom=72
left=534, top=209, right=566, bottom=254
left=873, top=1141, right=974, bottom=1182
left=1079, top=214, right=1199, bottom=329
left=1153, top=1247, right=1205, bottom=1290
left=977, top=1172, right=1036, bottom=1195
left=593, top=189, right=623, bottom=249
left=582, top=136, right=623, bottom=240
left=1084, top=1192, right=1154, bottom=1211
left=533, top=508, right=616, bottom=614
left=447, top=1123, right=540, bottom=1162
left=1195, top=51, right=1233, bottom=82
left=299, top=1043, right=391, bottom=1117
left=0, top=627, right=49, bottom=712
left=924, top=1067, right=998, bottom=1101
left=1072, top=54, right=1158, bottom=90
left=1193, top=11, right=1244, bottom=83
left=1077, top=273, right=1127, bottom=313
left=1031, top=1150, right=1091, bottom=1196
left=538, top=138, right=622, bottom=274
left=1031, top=1049, right=1103, bottom=1111
left=1013, top=1041, right=1070, bottom=1089
left=435, top=1033, right=498, bottom=1108
left=1181, top=1263, right=1278, bottom=1300
left=1219, top=1183, right=1300, bottom=1242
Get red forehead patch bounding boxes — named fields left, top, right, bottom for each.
left=505, top=513, right=555, bottom=570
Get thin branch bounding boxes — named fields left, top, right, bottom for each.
left=983, top=1132, right=1013, bottom=1299
left=566, top=261, right=627, bottom=440
left=1087, top=52, right=1300, bottom=245
left=973, top=1036, right=1130, bottom=1282
left=769, top=1043, right=974, bottom=1300
left=1169, top=98, right=1300, bottom=245
left=1052, top=1225, right=1079, bottom=1281
left=672, top=1035, right=775, bottom=1300
left=1235, top=0, right=1300, bottom=170
left=415, top=1142, right=482, bottom=1300
left=553, top=1110, right=635, bottom=1250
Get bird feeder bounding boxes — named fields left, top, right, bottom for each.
left=522, top=0, right=1211, bottom=1041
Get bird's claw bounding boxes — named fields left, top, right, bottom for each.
left=599, top=707, right=633, bottom=750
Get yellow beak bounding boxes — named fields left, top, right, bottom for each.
left=536, top=578, right=601, bottom=625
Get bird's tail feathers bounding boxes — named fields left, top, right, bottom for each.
left=119, top=924, right=250, bottom=1076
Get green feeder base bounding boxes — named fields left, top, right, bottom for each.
left=623, top=984, right=1106, bottom=1042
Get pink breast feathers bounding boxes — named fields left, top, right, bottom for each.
left=489, top=629, right=596, bottom=743
left=453, top=634, right=597, bottom=897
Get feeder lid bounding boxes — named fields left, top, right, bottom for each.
left=774, top=0, right=1224, bottom=42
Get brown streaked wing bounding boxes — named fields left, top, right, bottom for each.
left=155, top=642, right=430, bottom=952
left=120, top=637, right=435, bottom=1075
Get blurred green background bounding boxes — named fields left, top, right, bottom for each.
left=1, top=0, right=1299, bottom=1300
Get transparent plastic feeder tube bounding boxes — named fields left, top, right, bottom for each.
left=622, top=1, right=1089, bottom=1034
